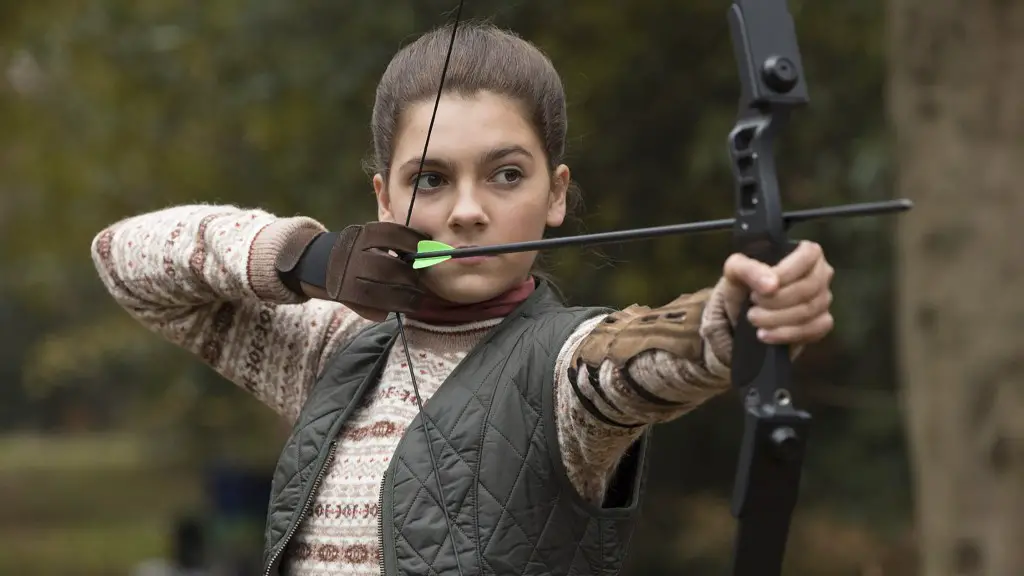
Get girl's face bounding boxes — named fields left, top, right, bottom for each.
left=374, top=91, right=569, bottom=304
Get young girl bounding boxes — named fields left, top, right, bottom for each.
left=92, top=21, right=834, bottom=576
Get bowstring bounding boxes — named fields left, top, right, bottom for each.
left=395, top=1, right=466, bottom=575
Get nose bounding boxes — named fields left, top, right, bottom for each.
left=446, top=182, right=488, bottom=231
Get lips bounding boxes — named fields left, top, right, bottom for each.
left=445, top=243, right=493, bottom=265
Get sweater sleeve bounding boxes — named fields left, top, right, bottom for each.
left=90, top=204, right=374, bottom=423
left=552, top=286, right=736, bottom=504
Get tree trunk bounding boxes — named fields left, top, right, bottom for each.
left=888, top=1, right=1024, bottom=575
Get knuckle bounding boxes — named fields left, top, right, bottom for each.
left=797, top=282, right=818, bottom=306
left=801, top=299, right=818, bottom=319
left=724, top=252, right=746, bottom=271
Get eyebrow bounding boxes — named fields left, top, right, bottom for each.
left=397, top=145, right=534, bottom=174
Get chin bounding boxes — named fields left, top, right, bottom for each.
left=426, top=269, right=520, bottom=304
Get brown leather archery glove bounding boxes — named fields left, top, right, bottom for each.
left=573, top=289, right=713, bottom=369
left=275, top=222, right=428, bottom=321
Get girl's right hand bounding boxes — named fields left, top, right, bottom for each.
left=276, top=221, right=429, bottom=321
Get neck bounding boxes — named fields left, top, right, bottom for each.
left=408, top=277, right=536, bottom=325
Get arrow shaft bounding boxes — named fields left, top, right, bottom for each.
left=409, top=199, right=911, bottom=260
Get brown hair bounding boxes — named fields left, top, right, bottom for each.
left=368, top=20, right=581, bottom=215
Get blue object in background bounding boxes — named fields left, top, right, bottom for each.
left=204, top=464, right=274, bottom=575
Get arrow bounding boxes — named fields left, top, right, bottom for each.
left=412, top=240, right=454, bottom=269
left=409, top=199, right=911, bottom=268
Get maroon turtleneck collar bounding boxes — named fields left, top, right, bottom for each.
left=407, top=277, right=536, bottom=325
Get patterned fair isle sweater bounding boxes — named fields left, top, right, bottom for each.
left=90, top=204, right=737, bottom=575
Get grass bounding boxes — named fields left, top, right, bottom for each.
left=0, top=433, right=204, bottom=575
left=0, top=432, right=916, bottom=575
left=0, top=520, right=171, bottom=574
left=0, top=433, right=148, bottom=472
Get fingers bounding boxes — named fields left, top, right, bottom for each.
left=752, top=253, right=834, bottom=310
left=772, top=241, right=825, bottom=286
left=346, top=303, right=390, bottom=322
left=748, top=288, right=833, bottom=330
left=363, top=221, right=429, bottom=255
left=342, top=281, right=425, bottom=322
left=362, top=249, right=421, bottom=287
left=721, top=241, right=827, bottom=296
left=722, top=252, right=779, bottom=295
left=722, top=240, right=835, bottom=346
left=755, top=311, right=834, bottom=345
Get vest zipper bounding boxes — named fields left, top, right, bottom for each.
left=377, top=471, right=387, bottom=575
left=263, top=439, right=338, bottom=576
left=377, top=468, right=398, bottom=575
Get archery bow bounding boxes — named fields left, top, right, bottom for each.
left=392, top=1, right=910, bottom=575
left=724, top=1, right=814, bottom=575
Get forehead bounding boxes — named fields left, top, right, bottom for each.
left=394, top=91, right=541, bottom=161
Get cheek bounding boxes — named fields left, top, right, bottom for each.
left=502, top=200, right=551, bottom=239
left=496, top=181, right=552, bottom=226
left=506, top=250, right=540, bottom=273
left=406, top=203, right=448, bottom=235
left=386, top=189, right=432, bottom=230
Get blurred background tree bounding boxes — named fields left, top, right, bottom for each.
left=890, top=0, right=1024, bottom=574
left=1, top=0, right=1015, bottom=574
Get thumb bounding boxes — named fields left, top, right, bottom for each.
left=722, top=253, right=778, bottom=295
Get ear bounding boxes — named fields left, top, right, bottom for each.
left=373, top=173, right=397, bottom=223
left=546, top=164, right=570, bottom=228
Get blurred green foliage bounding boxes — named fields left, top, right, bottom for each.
left=0, top=0, right=911, bottom=573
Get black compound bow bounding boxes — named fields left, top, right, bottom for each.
left=395, top=1, right=912, bottom=576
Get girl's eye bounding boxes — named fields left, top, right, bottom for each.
left=493, top=168, right=523, bottom=185
left=413, top=172, right=446, bottom=190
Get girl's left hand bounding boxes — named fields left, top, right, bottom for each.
left=717, top=240, right=835, bottom=345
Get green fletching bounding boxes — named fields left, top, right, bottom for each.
left=417, top=240, right=451, bottom=252
left=413, top=240, right=453, bottom=269
left=413, top=256, right=451, bottom=269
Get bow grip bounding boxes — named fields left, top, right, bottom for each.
left=731, top=239, right=799, bottom=393
left=728, top=241, right=809, bottom=576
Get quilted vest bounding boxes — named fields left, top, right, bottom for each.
left=261, top=281, right=651, bottom=575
